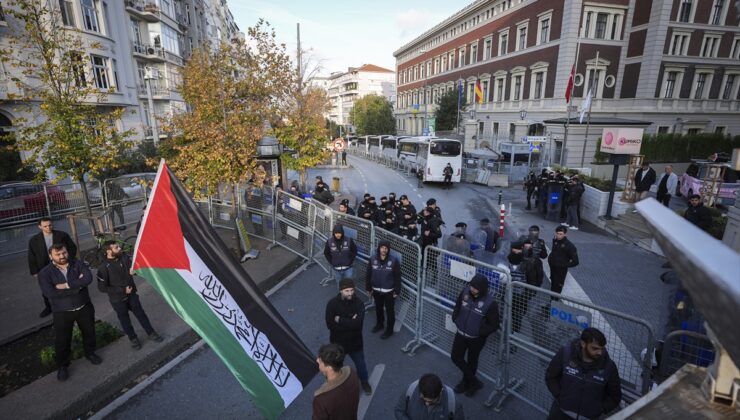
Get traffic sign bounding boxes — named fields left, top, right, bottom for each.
left=333, top=138, right=346, bottom=151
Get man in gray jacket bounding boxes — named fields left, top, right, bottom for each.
left=655, top=165, right=678, bottom=207
left=394, top=373, right=464, bottom=420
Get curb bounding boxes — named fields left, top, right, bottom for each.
left=0, top=319, right=53, bottom=347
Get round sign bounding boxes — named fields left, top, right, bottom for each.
left=333, top=138, right=345, bottom=151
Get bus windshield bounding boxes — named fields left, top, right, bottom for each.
left=430, top=141, right=461, bottom=156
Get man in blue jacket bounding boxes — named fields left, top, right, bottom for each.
left=38, top=243, right=101, bottom=381
left=545, top=327, right=622, bottom=419
left=365, top=240, right=401, bottom=339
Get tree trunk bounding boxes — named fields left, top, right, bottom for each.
left=77, top=174, right=97, bottom=235
left=299, top=169, right=307, bottom=194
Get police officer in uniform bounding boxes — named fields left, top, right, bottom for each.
left=450, top=274, right=500, bottom=396
left=376, top=197, right=397, bottom=232
left=324, top=224, right=357, bottom=290
left=398, top=195, right=418, bottom=241
left=418, top=207, right=443, bottom=251
left=338, top=199, right=355, bottom=216
left=365, top=240, right=401, bottom=339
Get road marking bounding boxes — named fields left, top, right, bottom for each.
left=358, top=364, right=385, bottom=420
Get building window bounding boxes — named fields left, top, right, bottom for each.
left=484, top=37, right=493, bottom=60
left=595, top=13, right=608, bottom=39
left=663, top=71, right=678, bottom=98
left=59, top=0, right=76, bottom=26
left=470, top=42, right=478, bottom=65
left=657, top=126, right=670, bottom=134
left=512, top=74, right=523, bottom=101
left=700, top=36, right=721, bottom=58
left=426, top=61, right=431, bottom=78
left=677, top=0, right=693, bottom=23
left=731, top=38, right=740, bottom=59
left=710, top=0, right=726, bottom=25
left=434, top=58, right=440, bottom=74
left=70, top=52, right=86, bottom=87
left=516, top=24, right=527, bottom=51
left=482, top=80, right=489, bottom=102
left=81, top=0, right=100, bottom=32
left=494, top=77, right=505, bottom=102
left=693, top=73, right=708, bottom=99
left=715, top=126, right=726, bottom=135
left=448, top=52, right=454, bottom=71
left=91, top=55, right=110, bottom=89
left=162, top=24, right=180, bottom=55
left=669, top=33, right=690, bottom=56
left=582, top=7, right=624, bottom=40
left=499, top=32, right=508, bottom=55
left=458, top=48, right=465, bottom=68
left=538, top=16, right=550, bottom=45
left=532, top=72, right=544, bottom=99
left=723, top=74, right=736, bottom=100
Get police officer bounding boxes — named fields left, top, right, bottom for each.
left=360, top=196, right=378, bottom=222
left=357, top=193, right=371, bottom=218
left=443, top=163, right=454, bottom=189
left=398, top=195, right=418, bottom=241
left=507, top=241, right=544, bottom=333
left=377, top=197, right=397, bottom=232
left=450, top=274, right=500, bottom=396
left=338, top=199, right=355, bottom=216
left=418, top=207, right=443, bottom=251
left=365, top=240, right=401, bottom=339
left=324, top=224, right=358, bottom=290
left=545, top=328, right=622, bottom=420
left=425, top=198, right=442, bottom=220
left=525, top=171, right=538, bottom=210
left=548, top=226, right=579, bottom=296
left=518, top=225, right=548, bottom=260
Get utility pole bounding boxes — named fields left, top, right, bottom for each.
left=296, top=23, right=302, bottom=87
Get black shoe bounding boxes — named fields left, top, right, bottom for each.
left=464, top=379, right=484, bottom=397
left=57, top=366, right=69, bottom=382
left=380, top=330, right=393, bottom=339
left=361, top=381, right=372, bottom=395
left=149, top=331, right=164, bottom=342
left=130, top=337, right=142, bottom=350
left=86, top=353, right=102, bottom=365
left=371, top=324, right=384, bottom=333
left=453, top=381, right=468, bottom=394
left=39, top=307, right=52, bottom=318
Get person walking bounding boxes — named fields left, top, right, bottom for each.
left=38, top=243, right=101, bottom=381
left=324, top=225, right=357, bottom=290
left=341, top=150, right=347, bottom=166
left=545, top=328, right=622, bottom=420
left=547, top=226, right=579, bottom=296
left=312, top=343, right=360, bottom=420
left=28, top=217, right=78, bottom=318
left=443, top=163, right=454, bottom=190
left=450, top=274, right=500, bottom=396
left=325, top=279, right=372, bottom=395
left=97, top=241, right=163, bottom=350
left=106, top=181, right=128, bottom=227
left=632, top=161, right=656, bottom=212
left=684, top=194, right=712, bottom=231
left=365, top=240, right=402, bottom=339
left=656, top=165, right=678, bottom=207
left=564, top=177, right=584, bottom=230
left=394, top=373, right=465, bottom=420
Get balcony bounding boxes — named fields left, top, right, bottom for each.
left=125, top=0, right=161, bottom=22
left=137, top=84, right=172, bottom=99
left=132, top=42, right=165, bottom=62
left=164, top=50, right=184, bottom=66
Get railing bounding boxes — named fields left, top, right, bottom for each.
left=132, top=42, right=165, bottom=60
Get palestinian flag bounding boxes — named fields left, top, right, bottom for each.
left=132, top=161, right=317, bottom=420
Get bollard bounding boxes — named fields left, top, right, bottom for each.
left=332, top=176, right=341, bottom=193
left=499, top=204, right=505, bottom=238
left=498, top=189, right=502, bottom=206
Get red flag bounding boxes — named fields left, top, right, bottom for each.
left=565, top=64, right=575, bottom=103
left=475, top=79, right=484, bottom=103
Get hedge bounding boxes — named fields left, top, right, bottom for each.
left=592, top=133, right=740, bottom=164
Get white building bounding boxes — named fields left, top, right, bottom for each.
left=325, top=64, right=396, bottom=129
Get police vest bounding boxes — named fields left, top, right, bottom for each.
left=509, top=265, right=527, bottom=284
left=370, top=256, right=395, bottom=290
left=329, top=238, right=353, bottom=268
left=557, top=343, right=615, bottom=419
left=454, top=287, right=495, bottom=337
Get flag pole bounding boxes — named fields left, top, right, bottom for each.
left=561, top=38, right=581, bottom=167
left=579, top=50, right=598, bottom=169
left=456, top=79, right=462, bottom=135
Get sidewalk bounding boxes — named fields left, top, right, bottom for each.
left=0, top=230, right=303, bottom=420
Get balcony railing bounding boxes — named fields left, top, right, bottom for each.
left=137, top=84, right=171, bottom=98
left=132, top=42, right=165, bottom=61
left=164, top=50, right=183, bottom=66
left=125, top=0, right=161, bottom=22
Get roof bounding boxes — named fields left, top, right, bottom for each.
left=354, top=64, right=394, bottom=73
left=543, top=117, right=653, bottom=126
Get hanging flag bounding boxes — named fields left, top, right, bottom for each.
left=457, top=80, right=464, bottom=109
left=565, top=64, right=575, bottom=103
left=475, top=79, right=484, bottom=103
left=132, top=161, right=317, bottom=420
left=580, top=88, right=592, bottom=124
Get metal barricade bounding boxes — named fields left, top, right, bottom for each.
left=413, top=246, right=510, bottom=406
left=374, top=228, right=422, bottom=342
left=238, top=184, right=277, bottom=243
left=194, top=199, right=212, bottom=224
left=102, top=174, right=153, bottom=229
left=274, top=190, right=315, bottom=261
left=211, top=198, right=237, bottom=230
left=498, top=282, right=655, bottom=414
left=657, top=330, right=715, bottom=383
left=310, top=200, right=334, bottom=276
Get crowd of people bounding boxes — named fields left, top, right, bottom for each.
left=525, top=169, right=586, bottom=230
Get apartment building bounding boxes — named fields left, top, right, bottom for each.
left=393, top=0, right=740, bottom=164
left=326, top=64, right=396, bottom=129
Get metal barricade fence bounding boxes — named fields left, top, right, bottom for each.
left=274, top=190, right=315, bottom=261
left=413, top=246, right=510, bottom=406
left=238, top=184, right=277, bottom=243
left=374, top=228, right=422, bottom=342
left=498, top=282, right=655, bottom=414
left=331, top=212, right=375, bottom=296
left=194, top=199, right=212, bottom=224
left=310, top=200, right=334, bottom=276
left=102, top=174, right=152, bottom=229
left=211, top=198, right=237, bottom=230
left=656, top=330, right=714, bottom=383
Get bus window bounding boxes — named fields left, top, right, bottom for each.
left=430, top=141, right=461, bottom=156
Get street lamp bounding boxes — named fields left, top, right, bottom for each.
left=519, top=109, right=528, bottom=121
left=256, top=123, right=286, bottom=188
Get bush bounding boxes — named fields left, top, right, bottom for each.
left=39, top=320, right=123, bottom=367
left=640, top=133, right=740, bottom=162
left=552, top=165, right=621, bottom=192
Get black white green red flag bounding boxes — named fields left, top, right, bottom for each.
left=132, top=161, right=317, bottom=419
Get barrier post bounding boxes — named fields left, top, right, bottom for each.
left=499, top=204, right=505, bottom=238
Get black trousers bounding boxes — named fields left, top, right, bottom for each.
left=444, top=175, right=452, bottom=189
left=547, top=401, right=574, bottom=420
left=451, top=333, right=487, bottom=384
left=111, top=293, right=154, bottom=339
left=53, top=302, right=96, bottom=368
left=512, top=288, right=537, bottom=333
left=372, top=290, right=396, bottom=332
left=111, top=204, right=125, bottom=225
left=550, top=265, right=569, bottom=295
left=42, top=294, right=51, bottom=311
left=657, top=192, right=671, bottom=207
left=526, top=189, right=536, bottom=208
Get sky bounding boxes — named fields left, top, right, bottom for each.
left=229, top=0, right=467, bottom=76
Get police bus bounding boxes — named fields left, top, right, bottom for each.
left=397, top=136, right=463, bottom=183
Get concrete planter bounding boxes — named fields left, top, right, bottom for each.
left=580, top=184, right=632, bottom=224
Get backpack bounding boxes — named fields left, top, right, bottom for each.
left=405, top=380, right=455, bottom=419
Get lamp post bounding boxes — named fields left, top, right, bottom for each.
left=256, top=126, right=285, bottom=189
left=519, top=108, right=527, bottom=121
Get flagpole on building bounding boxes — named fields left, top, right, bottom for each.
left=456, top=79, right=462, bottom=135
left=561, top=38, right=581, bottom=167
left=580, top=50, right=599, bottom=169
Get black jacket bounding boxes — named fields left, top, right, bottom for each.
left=325, top=294, right=366, bottom=353
left=548, top=237, right=579, bottom=268
left=38, top=259, right=93, bottom=312
left=684, top=203, right=712, bottom=231
left=545, top=340, right=622, bottom=419
left=28, top=230, right=78, bottom=275
left=97, top=254, right=137, bottom=302
left=365, top=241, right=402, bottom=294
left=634, top=167, right=656, bottom=192
left=451, top=275, right=500, bottom=338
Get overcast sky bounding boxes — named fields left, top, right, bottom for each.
left=229, top=0, right=465, bottom=76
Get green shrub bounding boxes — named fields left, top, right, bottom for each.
left=39, top=321, right=123, bottom=367
left=640, top=133, right=740, bottom=162
left=593, top=137, right=609, bottom=163
left=552, top=165, right=621, bottom=192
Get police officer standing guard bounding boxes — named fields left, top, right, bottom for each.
left=324, top=224, right=357, bottom=290
left=365, top=240, right=401, bottom=339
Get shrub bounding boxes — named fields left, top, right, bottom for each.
left=39, top=321, right=123, bottom=367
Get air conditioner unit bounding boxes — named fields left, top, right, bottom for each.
left=146, top=47, right=156, bottom=55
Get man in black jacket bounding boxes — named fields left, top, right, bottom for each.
left=564, top=177, right=584, bottom=230
left=508, top=241, right=544, bottom=333
left=38, top=243, right=101, bottom=381
left=547, top=226, right=579, bottom=296
left=325, top=279, right=372, bottom=395
left=365, top=240, right=402, bottom=339
left=324, top=224, right=358, bottom=290
left=450, top=274, right=500, bottom=396
left=633, top=161, right=656, bottom=202
left=684, top=194, right=712, bottom=232
left=28, top=217, right=78, bottom=318
left=418, top=207, right=443, bottom=251
left=545, top=327, right=622, bottom=419
left=517, top=225, right=548, bottom=260
left=97, top=241, right=162, bottom=350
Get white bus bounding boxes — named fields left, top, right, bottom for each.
left=397, top=137, right=462, bottom=183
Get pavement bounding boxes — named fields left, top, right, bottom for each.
left=0, top=228, right=303, bottom=420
